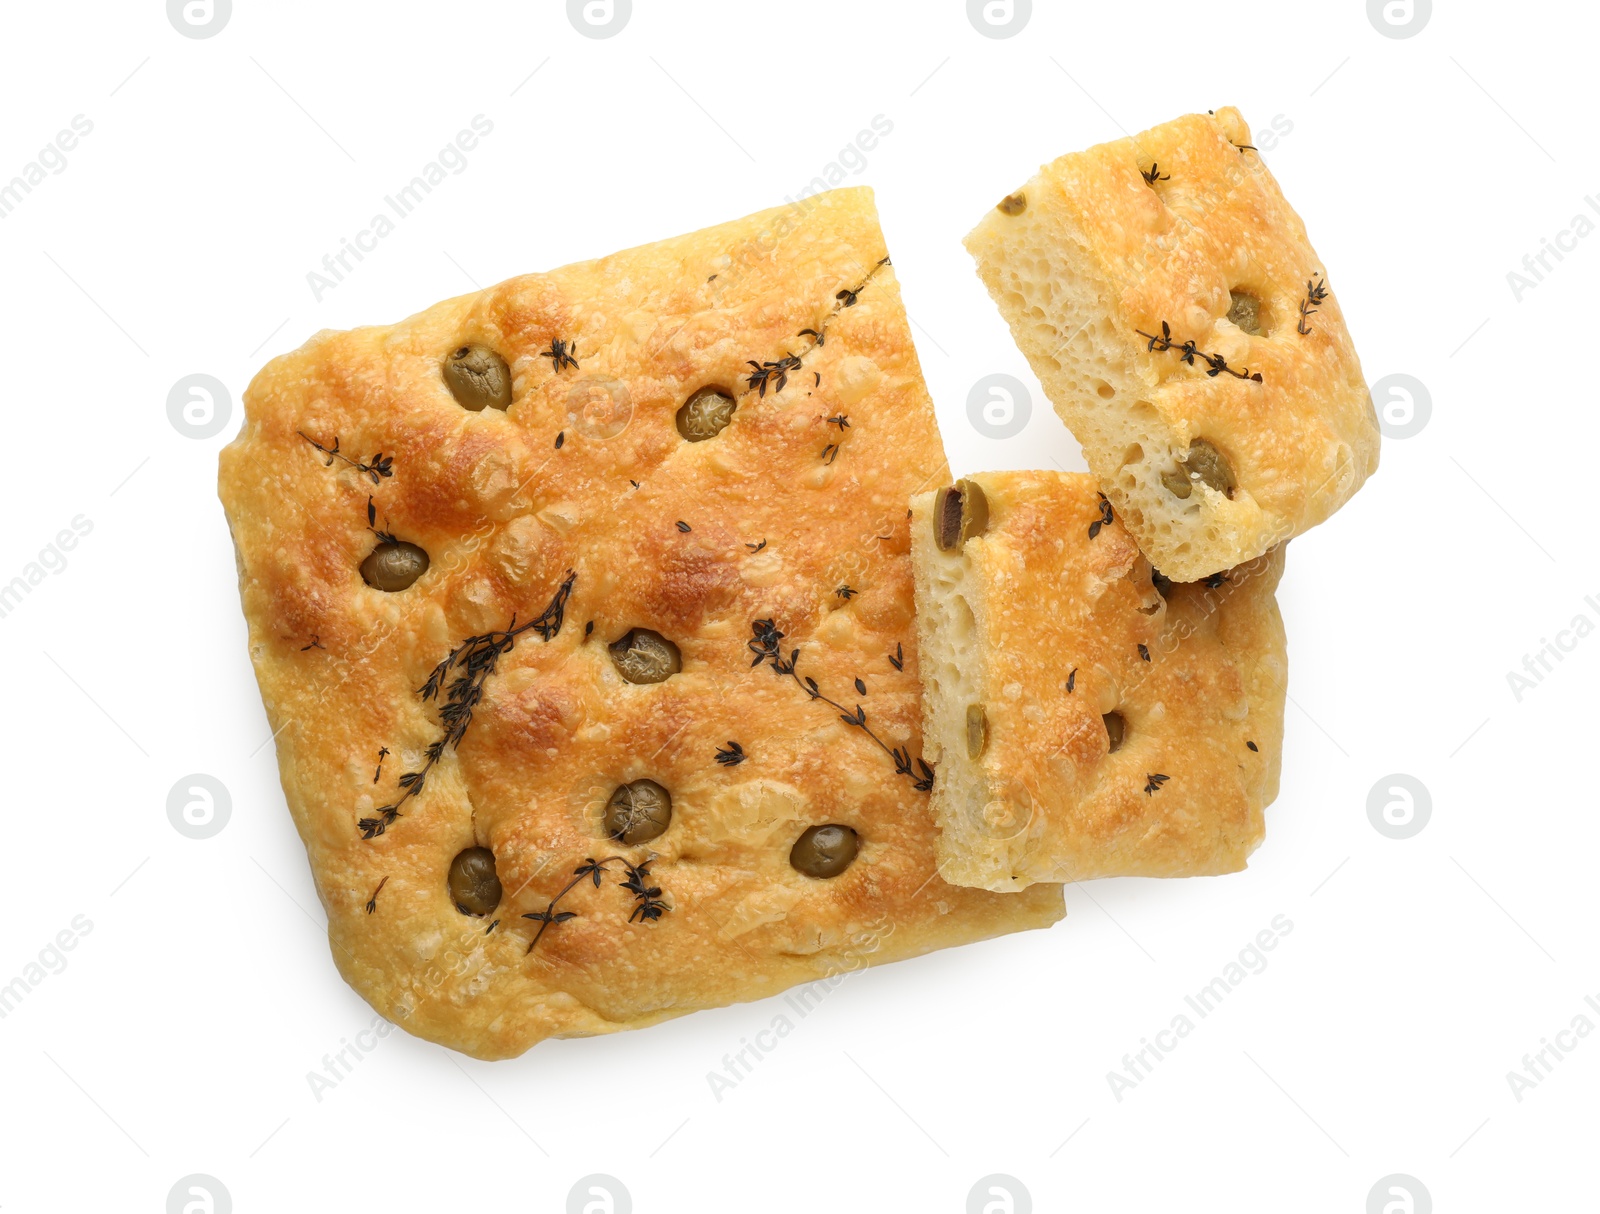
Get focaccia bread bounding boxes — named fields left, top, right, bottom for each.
left=910, top=470, right=1286, bottom=891
left=218, top=188, right=1062, bottom=1059
left=965, top=107, right=1379, bottom=582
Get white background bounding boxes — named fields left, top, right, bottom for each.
left=0, top=1, right=1594, bottom=1210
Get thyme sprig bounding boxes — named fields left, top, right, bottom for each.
left=742, top=257, right=891, bottom=399
left=522, top=856, right=668, bottom=953
left=1297, top=275, right=1329, bottom=336
left=1144, top=773, right=1170, bottom=796
left=298, top=432, right=394, bottom=484
left=1088, top=492, right=1114, bottom=539
left=358, top=571, right=577, bottom=839
left=1140, top=163, right=1170, bottom=185
left=365, top=875, right=389, bottom=914
left=715, top=741, right=746, bottom=766
left=746, top=354, right=803, bottom=398
left=747, top=619, right=934, bottom=791
left=1136, top=321, right=1263, bottom=382
left=540, top=338, right=579, bottom=372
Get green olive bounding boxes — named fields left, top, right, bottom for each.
left=933, top=479, right=989, bottom=551
left=675, top=387, right=737, bottom=441
left=448, top=846, right=502, bottom=916
left=443, top=344, right=512, bottom=411
left=790, top=824, right=859, bottom=879
left=1161, top=439, right=1236, bottom=501
left=609, top=629, right=682, bottom=684
left=997, top=193, right=1026, bottom=216
left=604, top=779, right=672, bottom=845
left=1103, top=711, right=1126, bottom=753
left=966, top=704, right=988, bottom=760
left=360, top=541, right=429, bottom=591
left=1227, top=290, right=1263, bottom=335
left=1184, top=439, right=1236, bottom=497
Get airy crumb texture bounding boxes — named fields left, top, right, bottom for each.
left=219, top=188, right=1062, bottom=1059
left=911, top=470, right=1287, bottom=892
left=965, top=107, right=1379, bottom=582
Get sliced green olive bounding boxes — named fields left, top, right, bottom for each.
left=360, top=541, right=429, bottom=591
left=675, top=386, right=737, bottom=441
left=1227, top=290, right=1263, bottom=336
left=609, top=629, right=682, bottom=684
left=604, top=779, right=672, bottom=845
left=443, top=344, right=512, bottom=411
left=933, top=479, right=990, bottom=551
left=966, top=704, right=988, bottom=760
left=789, top=824, right=859, bottom=879
left=1161, top=439, right=1236, bottom=501
left=1185, top=439, right=1236, bottom=497
left=448, top=846, right=502, bottom=916
left=1103, top=711, right=1126, bottom=753
left=997, top=193, right=1026, bottom=216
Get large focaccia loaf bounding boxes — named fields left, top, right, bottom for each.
left=965, top=107, right=1379, bottom=582
left=219, top=188, right=1063, bottom=1059
left=911, top=470, right=1286, bottom=891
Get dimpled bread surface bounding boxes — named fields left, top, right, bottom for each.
left=218, top=187, right=1063, bottom=1059
left=910, top=470, right=1287, bottom=892
left=965, top=107, right=1380, bottom=582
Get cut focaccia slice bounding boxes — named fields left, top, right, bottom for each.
left=218, top=187, right=1062, bottom=1059
left=965, top=106, right=1379, bottom=582
left=911, top=469, right=1286, bottom=891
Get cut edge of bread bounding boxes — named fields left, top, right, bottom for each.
left=909, top=488, right=1028, bottom=893
left=964, top=209, right=1269, bottom=583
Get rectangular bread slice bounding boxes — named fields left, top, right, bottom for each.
left=965, top=107, right=1379, bottom=582
left=911, top=470, right=1286, bottom=891
left=219, top=188, right=1063, bottom=1058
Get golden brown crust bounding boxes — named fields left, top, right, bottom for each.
left=911, top=470, right=1286, bottom=891
left=965, top=107, right=1379, bottom=582
left=218, top=188, right=1062, bottom=1059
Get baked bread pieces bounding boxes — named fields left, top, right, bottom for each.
left=965, top=107, right=1379, bottom=582
left=218, top=187, right=1063, bottom=1060
left=910, top=470, right=1286, bottom=892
